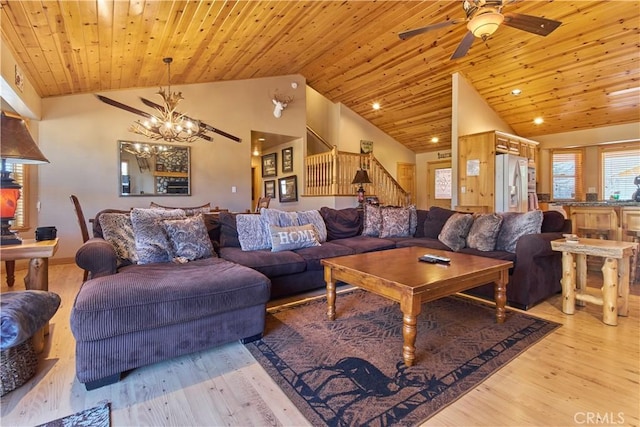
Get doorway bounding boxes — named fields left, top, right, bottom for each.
left=426, top=160, right=452, bottom=209
left=396, top=162, right=416, bottom=205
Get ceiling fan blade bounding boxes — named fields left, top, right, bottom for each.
left=398, top=19, right=465, bottom=40
left=450, top=31, right=476, bottom=60
left=503, top=12, right=562, bottom=36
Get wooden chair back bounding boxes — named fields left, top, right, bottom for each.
left=70, top=195, right=90, bottom=281
left=255, top=196, right=271, bottom=212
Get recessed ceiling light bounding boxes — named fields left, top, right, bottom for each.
left=253, top=149, right=260, bottom=156
left=511, top=89, right=522, bottom=95
left=608, top=87, right=640, bottom=96
left=258, top=137, right=265, bottom=141
left=372, top=102, right=381, bottom=110
left=533, top=117, right=544, bottom=125
left=431, top=137, right=439, bottom=143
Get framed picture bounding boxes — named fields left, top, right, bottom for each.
left=261, top=153, right=277, bottom=177
left=155, top=163, right=165, bottom=172
left=365, top=196, right=380, bottom=206
left=282, top=147, right=293, bottom=173
left=278, top=175, right=298, bottom=203
left=264, top=180, right=276, bottom=198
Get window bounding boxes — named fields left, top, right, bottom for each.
left=5, top=163, right=27, bottom=229
left=600, top=143, right=640, bottom=200
left=551, top=150, right=584, bottom=200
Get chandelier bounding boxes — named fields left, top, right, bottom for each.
left=122, top=142, right=172, bottom=159
left=129, top=57, right=203, bottom=143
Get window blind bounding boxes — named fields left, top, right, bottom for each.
left=552, top=150, right=584, bottom=200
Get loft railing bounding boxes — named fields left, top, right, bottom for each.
left=304, top=146, right=410, bottom=206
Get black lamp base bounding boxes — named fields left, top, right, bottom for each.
left=0, top=220, right=22, bottom=245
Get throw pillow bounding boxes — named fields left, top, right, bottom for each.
left=424, top=206, right=457, bottom=239
left=466, top=213, right=503, bottom=251
left=1, top=291, right=61, bottom=350
left=130, top=208, right=186, bottom=264
left=296, top=210, right=328, bottom=243
left=362, top=204, right=382, bottom=237
left=438, top=213, right=474, bottom=252
left=98, top=212, right=139, bottom=263
left=496, top=210, right=544, bottom=253
left=408, top=205, right=418, bottom=236
left=541, top=210, right=566, bottom=232
left=269, top=224, right=321, bottom=252
left=163, top=214, right=215, bottom=261
left=380, top=207, right=411, bottom=238
left=150, top=201, right=211, bottom=216
left=218, top=211, right=240, bottom=248
left=319, top=207, right=362, bottom=240
left=261, top=208, right=299, bottom=228
left=236, top=214, right=272, bottom=251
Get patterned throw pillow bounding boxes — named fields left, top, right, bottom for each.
left=162, top=214, right=215, bottom=261
left=98, top=213, right=139, bottom=263
left=380, top=207, right=411, bottom=238
left=362, top=204, right=382, bottom=237
left=496, top=210, right=543, bottom=253
left=466, top=213, right=503, bottom=251
left=236, top=214, right=272, bottom=251
left=438, top=213, right=474, bottom=251
left=408, top=205, right=418, bottom=236
left=261, top=208, right=299, bottom=228
left=269, top=224, right=321, bottom=252
left=130, top=208, right=186, bottom=264
left=296, top=210, right=328, bottom=243
left=150, top=201, right=211, bottom=216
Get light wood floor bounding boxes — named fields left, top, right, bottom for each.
left=1, top=263, right=638, bottom=427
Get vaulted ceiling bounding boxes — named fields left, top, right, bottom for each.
left=1, top=1, right=638, bottom=153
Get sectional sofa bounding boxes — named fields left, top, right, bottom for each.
left=72, top=205, right=569, bottom=389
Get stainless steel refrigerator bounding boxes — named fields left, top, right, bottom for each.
left=495, top=154, right=529, bottom=212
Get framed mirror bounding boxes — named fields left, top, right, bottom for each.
left=119, top=141, right=191, bottom=196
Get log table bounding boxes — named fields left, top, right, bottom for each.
left=551, top=237, right=638, bottom=326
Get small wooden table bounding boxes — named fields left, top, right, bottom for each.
left=321, top=246, right=513, bottom=367
left=551, top=238, right=638, bottom=326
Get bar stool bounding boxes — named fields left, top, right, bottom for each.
left=626, top=229, right=640, bottom=283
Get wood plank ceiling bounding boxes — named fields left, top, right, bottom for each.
left=1, top=1, right=638, bottom=153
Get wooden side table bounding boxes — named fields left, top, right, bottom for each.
left=0, top=238, right=59, bottom=352
left=551, top=238, right=638, bottom=326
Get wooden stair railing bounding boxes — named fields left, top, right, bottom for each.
left=304, top=148, right=410, bottom=206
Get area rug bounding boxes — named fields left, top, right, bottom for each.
left=247, top=290, right=559, bottom=426
left=36, top=402, right=110, bottom=427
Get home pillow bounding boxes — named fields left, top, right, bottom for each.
left=98, top=212, right=139, bottom=263
left=380, top=207, right=412, bottom=238
left=362, top=204, right=382, bottom=237
left=438, top=213, right=474, bottom=252
left=162, top=214, right=215, bottom=261
left=319, top=207, right=362, bottom=240
left=150, top=201, right=211, bottom=216
left=496, top=210, right=544, bottom=253
left=131, top=208, right=186, bottom=264
left=466, top=213, right=503, bottom=251
left=269, top=224, right=321, bottom=252
left=296, top=210, right=328, bottom=243
left=424, top=206, right=457, bottom=239
left=236, top=214, right=272, bottom=251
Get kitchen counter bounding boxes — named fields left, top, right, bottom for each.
left=558, top=201, right=639, bottom=207
left=560, top=204, right=640, bottom=241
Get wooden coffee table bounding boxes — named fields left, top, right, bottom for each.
left=321, top=246, right=513, bottom=367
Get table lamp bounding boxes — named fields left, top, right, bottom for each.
left=351, top=169, right=372, bottom=208
left=1, top=112, right=49, bottom=245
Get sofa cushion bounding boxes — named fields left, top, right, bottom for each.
left=413, top=209, right=429, bottom=238
left=98, top=212, right=138, bottom=263
left=270, top=224, right=321, bottom=252
left=541, top=210, right=566, bottom=232
left=70, top=257, right=270, bottom=341
left=496, top=210, right=543, bottom=253
left=130, top=208, right=186, bottom=264
left=236, top=214, right=271, bottom=251
left=395, top=237, right=452, bottom=251
left=459, top=247, right=516, bottom=263
left=296, top=210, right=328, bottom=243
left=294, top=242, right=355, bottom=271
left=438, top=213, right=474, bottom=252
left=320, top=207, right=362, bottom=240
left=219, top=247, right=306, bottom=278
left=423, top=206, right=457, bottom=239
left=163, top=214, right=215, bottom=261
left=362, top=204, right=382, bottom=237
left=218, top=212, right=240, bottom=248
left=330, top=236, right=397, bottom=254
left=380, top=206, right=412, bottom=238
left=466, top=213, right=503, bottom=252
left=150, top=201, right=211, bottom=216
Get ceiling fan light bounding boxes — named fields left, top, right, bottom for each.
left=468, top=12, right=504, bottom=39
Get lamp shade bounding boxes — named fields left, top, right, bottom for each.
left=1, top=112, right=49, bottom=164
left=467, top=11, right=504, bottom=39
left=351, top=169, right=372, bottom=185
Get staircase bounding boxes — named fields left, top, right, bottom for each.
left=304, top=146, right=410, bottom=206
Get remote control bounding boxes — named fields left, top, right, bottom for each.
left=419, top=254, right=451, bottom=264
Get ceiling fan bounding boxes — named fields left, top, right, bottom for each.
left=399, top=0, right=562, bottom=60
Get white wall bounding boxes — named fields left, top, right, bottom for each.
left=36, top=75, right=306, bottom=260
